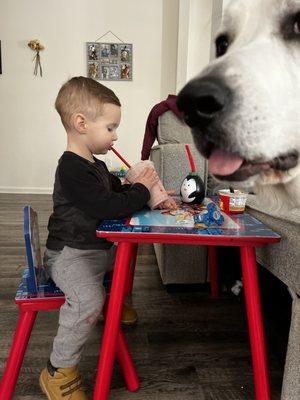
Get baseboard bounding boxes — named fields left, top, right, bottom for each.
left=0, top=186, right=52, bottom=194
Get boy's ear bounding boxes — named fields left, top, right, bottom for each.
left=73, top=113, right=87, bottom=133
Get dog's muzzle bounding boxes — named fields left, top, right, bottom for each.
left=176, top=76, right=234, bottom=162
left=176, top=77, right=299, bottom=182
left=176, top=76, right=240, bottom=176
left=177, top=76, right=232, bottom=129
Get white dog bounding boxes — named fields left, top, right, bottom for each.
left=177, top=0, right=300, bottom=215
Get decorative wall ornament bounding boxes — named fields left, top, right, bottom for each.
left=86, top=31, right=132, bottom=81
left=28, top=39, right=44, bottom=77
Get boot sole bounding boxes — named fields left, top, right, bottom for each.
left=39, top=374, right=52, bottom=400
left=121, top=317, right=138, bottom=326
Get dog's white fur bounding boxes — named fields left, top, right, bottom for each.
left=199, top=0, right=300, bottom=214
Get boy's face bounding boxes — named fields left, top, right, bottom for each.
left=85, top=103, right=121, bottom=155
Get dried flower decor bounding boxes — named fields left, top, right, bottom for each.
left=28, top=39, right=44, bottom=77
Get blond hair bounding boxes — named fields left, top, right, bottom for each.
left=55, top=76, right=121, bottom=130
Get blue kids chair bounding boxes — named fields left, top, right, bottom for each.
left=0, top=206, right=138, bottom=399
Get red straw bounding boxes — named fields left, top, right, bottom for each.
left=185, top=144, right=196, bottom=172
left=110, top=147, right=131, bottom=168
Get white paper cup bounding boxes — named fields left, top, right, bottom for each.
left=125, top=161, right=169, bottom=209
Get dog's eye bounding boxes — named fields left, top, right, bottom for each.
left=294, top=13, right=300, bottom=35
left=282, top=11, right=300, bottom=40
left=215, top=35, right=229, bottom=57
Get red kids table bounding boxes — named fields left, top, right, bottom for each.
left=94, top=206, right=280, bottom=400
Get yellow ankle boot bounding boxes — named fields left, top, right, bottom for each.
left=121, top=302, right=138, bottom=325
left=39, top=362, right=87, bottom=400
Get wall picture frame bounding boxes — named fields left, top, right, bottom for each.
left=86, top=42, right=132, bottom=81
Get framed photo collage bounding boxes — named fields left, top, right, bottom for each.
left=87, top=42, right=132, bottom=81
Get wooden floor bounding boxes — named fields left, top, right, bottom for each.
left=0, top=194, right=283, bottom=399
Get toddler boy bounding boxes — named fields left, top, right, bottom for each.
left=40, top=76, right=160, bottom=399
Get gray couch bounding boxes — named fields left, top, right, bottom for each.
left=150, top=110, right=208, bottom=285
left=150, top=110, right=300, bottom=399
left=246, top=205, right=300, bottom=400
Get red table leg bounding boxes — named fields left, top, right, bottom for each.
left=125, top=244, right=138, bottom=296
left=93, top=242, right=138, bottom=400
left=208, top=246, right=218, bottom=299
left=0, top=310, right=37, bottom=400
left=116, top=330, right=139, bottom=392
left=240, top=246, right=270, bottom=400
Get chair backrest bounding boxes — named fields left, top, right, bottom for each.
left=23, top=205, right=42, bottom=294
left=157, top=110, right=194, bottom=145
left=22, top=205, right=64, bottom=299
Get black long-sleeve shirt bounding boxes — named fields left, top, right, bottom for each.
left=46, top=151, right=150, bottom=250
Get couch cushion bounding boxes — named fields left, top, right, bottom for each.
left=157, top=110, right=194, bottom=144
left=281, top=297, right=300, bottom=400
left=247, top=194, right=300, bottom=224
left=151, top=143, right=206, bottom=196
left=154, top=243, right=207, bottom=284
left=247, top=208, right=300, bottom=295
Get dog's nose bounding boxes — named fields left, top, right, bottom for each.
left=177, top=77, right=231, bottom=127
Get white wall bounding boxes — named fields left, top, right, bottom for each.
left=210, top=0, right=223, bottom=60
left=0, top=0, right=218, bottom=193
left=160, top=0, right=179, bottom=99
left=222, top=0, right=231, bottom=11
left=0, top=0, right=163, bottom=193
left=176, top=0, right=214, bottom=92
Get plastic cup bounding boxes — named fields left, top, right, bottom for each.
left=218, top=189, right=248, bottom=214
left=125, top=161, right=169, bottom=209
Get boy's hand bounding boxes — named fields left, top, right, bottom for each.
left=158, top=190, right=178, bottom=210
left=135, top=167, right=159, bottom=191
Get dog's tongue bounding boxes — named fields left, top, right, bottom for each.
left=209, top=149, right=244, bottom=176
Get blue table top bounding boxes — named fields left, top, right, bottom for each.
left=97, top=204, right=280, bottom=243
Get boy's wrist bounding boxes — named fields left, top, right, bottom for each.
left=132, top=182, right=151, bottom=199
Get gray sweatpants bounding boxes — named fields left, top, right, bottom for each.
left=43, top=245, right=116, bottom=368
